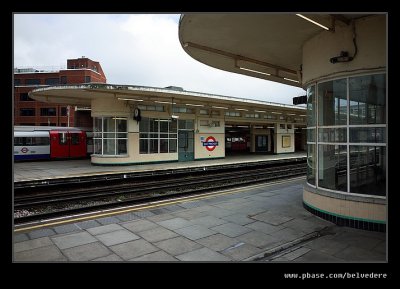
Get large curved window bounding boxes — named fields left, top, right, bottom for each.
left=306, top=73, right=386, bottom=197
left=93, top=117, right=128, bottom=156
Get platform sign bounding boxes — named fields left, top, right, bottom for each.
left=202, top=136, right=219, bottom=151
left=20, top=147, right=29, bottom=153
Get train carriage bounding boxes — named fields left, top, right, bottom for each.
left=14, top=126, right=91, bottom=161
left=14, top=130, right=50, bottom=160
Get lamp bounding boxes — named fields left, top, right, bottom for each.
left=330, top=51, right=353, bottom=64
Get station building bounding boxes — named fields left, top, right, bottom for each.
left=29, top=84, right=306, bottom=165
left=177, top=14, right=387, bottom=230
left=14, top=57, right=106, bottom=127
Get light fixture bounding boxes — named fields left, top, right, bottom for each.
left=235, top=108, right=249, bottom=111
left=287, top=113, right=296, bottom=116
left=329, top=51, right=353, bottom=64
left=238, top=67, right=271, bottom=76
left=185, top=103, right=204, bottom=107
left=155, top=100, right=176, bottom=104
left=255, top=110, right=266, bottom=113
left=296, top=14, right=330, bottom=30
left=118, top=97, right=143, bottom=102
left=284, top=77, right=300, bottom=83
left=212, top=106, right=229, bottom=110
left=271, top=112, right=282, bottom=114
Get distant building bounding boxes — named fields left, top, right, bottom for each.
left=14, top=56, right=107, bottom=127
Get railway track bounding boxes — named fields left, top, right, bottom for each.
left=14, top=159, right=306, bottom=224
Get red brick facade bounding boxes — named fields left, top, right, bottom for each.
left=14, top=57, right=106, bottom=127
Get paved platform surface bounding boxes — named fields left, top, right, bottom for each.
left=13, top=177, right=386, bottom=262
left=13, top=152, right=306, bottom=182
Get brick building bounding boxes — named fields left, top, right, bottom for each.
left=14, top=57, right=106, bottom=127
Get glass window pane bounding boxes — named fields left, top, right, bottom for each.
left=70, top=133, right=80, bottom=145
left=307, top=128, right=315, bottom=142
left=349, top=74, right=386, bottom=124
left=307, top=144, right=316, bottom=186
left=349, top=127, right=385, bottom=143
left=117, top=118, right=127, bottom=132
left=169, top=119, right=177, bottom=133
left=307, top=85, right=316, bottom=126
left=318, top=144, right=347, bottom=192
left=117, top=139, right=127, bottom=155
left=94, top=139, right=102, bottom=154
left=103, top=139, right=115, bottom=155
left=140, top=139, right=148, bottom=154
left=140, top=117, right=149, bottom=132
left=160, top=139, right=168, bottom=153
left=169, top=139, right=177, bottom=153
left=103, top=117, right=115, bottom=132
left=94, top=118, right=102, bottom=132
left=159, top=120, right=169, bottom=132
left=150, top=119, right=159, bottom=133
left=318, top=128, right=347, bottom=142
left=318, top=79, right=347, bottom=126
left=150, top=139, right=158, bottom=153
left=350, top=146, right=386, bottom=196
left=59, top=133, right=68, bottom=145
left=103, top=132, right=116, bottom=139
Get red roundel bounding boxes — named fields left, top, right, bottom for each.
left=205, top=136, right=217, bottom=151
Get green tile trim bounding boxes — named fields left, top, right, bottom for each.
left=303, top=200, right=386, bottom=224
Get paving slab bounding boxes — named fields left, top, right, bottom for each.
left=92, top=254, right=124, bottom=262
left=190, top=215, right=227, bottom=228
left=245, top=221, right=283, bottom=235
left=195, top=233, right=239, bottom=252
left=137, top=227, right=179, bottom=243
left=75, top=220, right=101, bottom=230
left=130, top=250, right=178, bottom=262
left=175, top=247, right=231, bottom=261
left=236, top=231, right=281, bottom=249
left=86, top=223, right=124, bottom=235
left=14, top=245, right=67, bottom=262
left=14, top=236, right=53, bottom=253
left=13, top=233, right=29, bottom=243
left=53, top=224, right=82, bottom=234
left=210, top=222, right=253, bottom=238
left=221, top=243, right=261, bottom=261
left=154, top=236, right=203, bottom=256
left=250, top=211, right=293, bottom=225
left=51, top=231, right=98, bottom=250
left=156, top=217, right=194, bottom=230
left=62, top=241, right=111, bottom=261
left=221, top=214, right=255, bottom=226
left=121, top=219, right=159, bottom=233
left=110, top=239, right=159, bottom=260
left=174, top=224, right=217, bottom=240
left=95, top=229, right=140, bottom=246
left=27, top=228, right=56, bottom=239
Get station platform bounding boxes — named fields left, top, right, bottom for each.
left=14, top=152, right=306, bottom=183
left=13, top=177, right=386, bottom=262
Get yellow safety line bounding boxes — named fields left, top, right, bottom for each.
left=14, top=176, right=304, bottom=233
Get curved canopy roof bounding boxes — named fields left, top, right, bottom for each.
left=29, top=83, right=305, bottom=115
left=179, top=14, right=369, bottom=87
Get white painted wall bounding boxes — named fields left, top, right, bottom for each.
left=274, top=123, right=295, bottom=154
left=302, top=15, right=386, bottom=86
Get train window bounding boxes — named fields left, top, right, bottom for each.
left=70, top=133, right=80, bottom=145
left=14, top=137, right=24, bottom=146
left=59, top=133, right=68, bottom=145
left=34, top=137, right=50, bottom=146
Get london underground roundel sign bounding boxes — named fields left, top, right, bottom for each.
left=203, top=136, right=219, bottom=151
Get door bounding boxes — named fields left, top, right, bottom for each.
left=178, top=130, right=194, bottom=161
left=69, top=131, right=86, bottom=158
left=255, top=135, right=268, bottom=152
left=50, top=131, right=69, bottom=158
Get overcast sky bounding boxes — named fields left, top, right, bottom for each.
left=13, top=14, right=306, bottom=105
